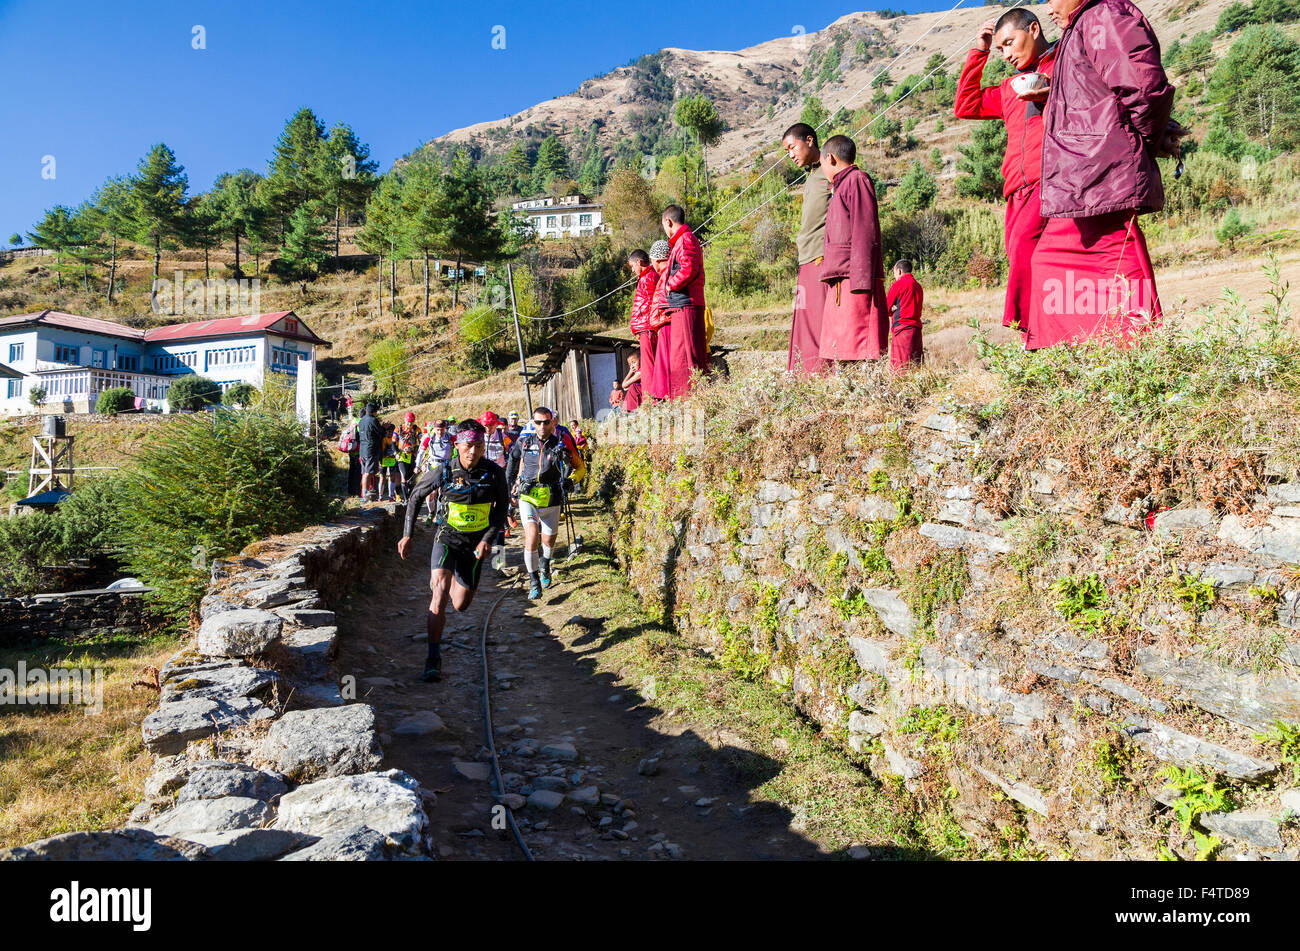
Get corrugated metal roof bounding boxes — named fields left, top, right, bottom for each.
left=0, top=309, right=330, bottom=348
left=0, top=310, right=146, bottom=341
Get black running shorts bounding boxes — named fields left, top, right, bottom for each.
left=430, top=534, right=485, bottom=590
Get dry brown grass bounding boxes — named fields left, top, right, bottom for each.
left=0, top=633, right=179, bottom=848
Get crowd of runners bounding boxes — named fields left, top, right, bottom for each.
left=339, top=402, right=590, bottom=683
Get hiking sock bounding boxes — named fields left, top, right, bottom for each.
left=523, top=548, right=539, bottom=575
left=422, top=642, right=442, bottom=682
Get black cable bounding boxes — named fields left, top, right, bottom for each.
left=477, top=590, right=534, bottom=861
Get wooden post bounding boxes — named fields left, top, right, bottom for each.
left=507, top=263, right=534, bottom=418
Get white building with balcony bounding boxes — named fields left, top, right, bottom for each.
left=0, top=310, right=330, bottom=415
left=510, top=194, right=607, bottom=239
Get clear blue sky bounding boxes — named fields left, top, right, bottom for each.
left=0, top=0, right=956, bottom=239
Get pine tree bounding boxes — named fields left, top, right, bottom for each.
left=27, top=206, right=77, bottom=290
left=317, top=122, right=379, bottom=262
left=674, top=96, right=724, bottom=198
left=128, top=143, right=189, bottom=288
left=440, top=151, right=505, bottom=310
left=357, top=174, right=406, bottom=313
left=263, top=108, right=327, bottom=239
left=280, top=203, right=331, bottom=279
left=88, top=176, right=133, bottom=303
left=205, top=169, right=265, bottom=278
left=399, top=156, right=450, bottom=317
left=531, top=135, right=569, bottom=192
left=956, top=121, right=1006, bottom=201
left=499, top=142, right=533, bottom=195
left=186, top=196, right=221, bottom=280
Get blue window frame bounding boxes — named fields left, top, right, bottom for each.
left=6, top=379, right=20, bottom=398
left=8, top=343, right=23, bottom=363
left=54, top=344, right=77, bottom=363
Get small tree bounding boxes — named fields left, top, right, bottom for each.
left=675, top=95, right=724, bottom=198
left=223, top=382, right=258, bottom=407
left=367, top=338, right=409, bottom=403
left=893, top=163, right=938, bottom=215
left=167, top=375, right=220, bottom=411
left=96, top=386, right=136, bottom=414
left=7, top=233, right=21, bottom=247
left=28, top=387, right=46, bottom=409
left=1215, top=207, right=1252, bottom=250
left=278, top=202, right=331, bottom=280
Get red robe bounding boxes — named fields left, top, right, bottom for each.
left=1026, top=211, right=1162, bottom=350
left=954, top=45, right=1056, bottom=334
left=885, top=272, right=924, bottom=372
left=790, top=260, right=829, bottom=376
left=629, top=267, right=659, bottom=397
left=656, top=226, right=709, bottom=399
left=819, top=164, right=888, bottom=362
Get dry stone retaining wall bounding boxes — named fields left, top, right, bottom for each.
left=1, top=503, right=434, bottom=863
left=601, top=409, right=1300, bottom=860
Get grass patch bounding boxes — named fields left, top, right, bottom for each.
left=0, top=632, right=179, bottom=849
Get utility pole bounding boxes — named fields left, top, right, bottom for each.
left=507, top=263, right=534, bottom=418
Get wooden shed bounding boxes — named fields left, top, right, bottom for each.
left=530, top=332, right=732, bottom=424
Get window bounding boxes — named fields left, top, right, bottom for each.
left=117, top=354, right=138, bottom=372
left=546, top=216, right=556, bottom=228
left=6, top=379, right=20, bottom=398
left=561, top=215, right=572, bottom=227
left=54, top=344, right=77, bottom=363
left=579, top=214, right=592, bottom=227
left=8, top=343, right=23, bottom=363
left=284, top=319, right=298, bottom=334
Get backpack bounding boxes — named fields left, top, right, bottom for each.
left=703, top=305, right=715, bottom=345
left=337, top=423, right=357, bottom=453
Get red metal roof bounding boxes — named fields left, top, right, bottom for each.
left=0, top=309, right=329, bottom=348
left=144, top=311, right=327, bottom=345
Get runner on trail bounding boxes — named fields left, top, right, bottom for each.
left=395, top=412, right=422, bottom=502
left=505, top=411, right=523, bottom=445
left=357, top=403, right=383, bottom=502
left=398, top=419, right=509, bottom=683
left=505, top=406, right=587, bottom=600
left=379, top=421, right=398, bottom=501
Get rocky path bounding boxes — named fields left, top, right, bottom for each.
left=334, top=513, right=826, bottom=861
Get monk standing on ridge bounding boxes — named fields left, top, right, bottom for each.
left=818, top=135, right=888, bottom=366
left=954, top=8, right=1056, bottom=338
left=886, top=260, right=925, bottom=372
left=1028, top=0, right=1182, bottom=350
left=781, top=122, right=831, bottom=377
left=655, top=205, right=709, bottom=400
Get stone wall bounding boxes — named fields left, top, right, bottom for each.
left=598, top=409, right=1300, bottom=861
left=1, top=503, right=435, bottom=863
left=0, top=588, right=155, bottom=648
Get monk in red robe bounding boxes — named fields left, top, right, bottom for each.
left=781, top=122, right=831, bottom=377
left=886, top=260, right=924, bottom=372
left=627, top=248, right=659, bottom=401
left=954, top=8, right=1056, bottom=337
left=655, top=205, right=709, bottom=399
left=1028, top=0, right=1182, bottom=350
left=646, top=245, right=671, bottom=400
left=819, top=135, right=888, bottom=364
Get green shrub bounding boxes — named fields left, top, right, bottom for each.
left=167, top=375, right=220, bottom=411
left=222, top=382, right=258, bottom=407
left=118, top=410, right=339, bottom=622
left=95, top=386, right=135, bottom=415
left=0, top=477, right=127, bottom=596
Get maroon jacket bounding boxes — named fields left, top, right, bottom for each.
left=1039, top=0, right=1174, bottom=219
left=660, top=224, right=706, bottom=308
left=629, top=267, right=659, bottom=335
left=954, top=44, right=1057, bottom=198
left=820, top=164, right=884, bottom=294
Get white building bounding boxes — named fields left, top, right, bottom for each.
left=510, top=194, right=608, bottom=239
left=0, top=309, right=330, bottom=415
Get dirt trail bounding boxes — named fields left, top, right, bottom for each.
left=333, top=509, right=826, bottom=861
